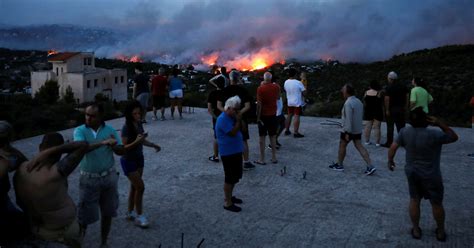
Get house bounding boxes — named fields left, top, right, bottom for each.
left=31, top=52, right=128, bottom=103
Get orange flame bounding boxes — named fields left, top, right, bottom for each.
left=201, top=52, right=219, bottom=66
left=116, top=54, right=143, bottom=63
left=47, top=49, right=58, bottom=56
left=224, top=49, right=282, bottom=71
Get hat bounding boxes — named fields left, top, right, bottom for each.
left=387, top=71, right=398, bottom=80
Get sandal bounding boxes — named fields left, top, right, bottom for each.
left=435, top=228, right=446, bottom=242
left=411, top=227, right=422, bottom=240
left=254, top=160, right=266, bottom=165
left=208, top=156, right=219, bottom=163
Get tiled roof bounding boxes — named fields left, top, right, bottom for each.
left=48, top=52, right=81, bottom=62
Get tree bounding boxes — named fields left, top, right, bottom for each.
left=63, top=85, right=76, bottom=105
left=35, top=80, right=59, bottom=104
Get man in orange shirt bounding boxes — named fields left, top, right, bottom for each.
left=255, top=72, right=280, bottom=164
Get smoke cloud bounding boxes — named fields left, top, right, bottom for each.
left=2, top=0, right=474, bottom=65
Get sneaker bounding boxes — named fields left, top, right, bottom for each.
left=151, top=116, right=158, bottom=121
left=268, top=144, right=280, bottom=150
left=284, top=130, right=291, bottom=135
left=208, top=155, right=220, bottom=163
left=126, top=210, right=137, bottom=221
left=329, top=162, right=344, bottom=171
left=223, top=204, right=241, bottom=212
left=160, top=116, right=166, bottom=121
left=276, top=142, right=282, bottom=148
left=294, top=133, right=304, bottom=138
left=375, top=143, right=381, bottom=147
left=243, top=161, right=256, bottom=170
left=365, top=166, right=376, bottom=175
left=364, top=141, right=372, bottom=145
left=134, top=215, right=149, bottom=228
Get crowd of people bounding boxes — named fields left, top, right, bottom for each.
left=0, top=66, right=469, bottom=246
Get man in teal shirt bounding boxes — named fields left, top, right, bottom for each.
left=73, top=103, right=124, bottom=248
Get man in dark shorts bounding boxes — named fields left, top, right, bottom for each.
left=217, top=70, right=255, bottom=170
left=255, top=72, right=280, bottom=164
left=382, top=71, right=409, bottom=147
left=207, top=76, right=225, bottom=162
left=150, top=67, right=168, bottom=121
left=388, top=107, right=458, bottom=241
left=329, top=84, right=376, bottom=175
left=215, top=96, right=245, bottom=212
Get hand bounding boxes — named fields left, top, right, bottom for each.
left=135, top=134, right=146, bottom=143
left=426, top=116, right=439, bottom=126
left=388, top=160, right=396, bottom=171
left=344, top=133, right=350, bottom=142
left=154, top=144, right=161, bottom=153
left=101, top=136, right=117, bottom=146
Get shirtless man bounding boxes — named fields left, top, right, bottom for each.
left=14, top=132, right=115, bottom=247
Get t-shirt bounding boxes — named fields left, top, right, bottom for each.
left=73, top=124, right=122, bottom=173
left=134, top=73, right=150, bottom=96
left=121, top=122, right=145, bottom=160
left=341, top=96, right=364, bottom=134
left=169, top=77, right=183, bottom=91
left=396, top=126, right=455, bottom=178
left=151, top=75, right=168, bottom=96
left=385, top=82, right=408, bottom=111
left=207, top=89, right=223, bottom=118
left=257, top=82, right=280, bottom=116
left=284, top=79, right=305, bottom=107
left=410, top=86, right=433, bottom=113
left=215, top=112, right=244, bottom=156
left=219, top=85, right=251, bottom=118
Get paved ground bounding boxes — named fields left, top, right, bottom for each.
left=7, top=108, right=474, bottom=247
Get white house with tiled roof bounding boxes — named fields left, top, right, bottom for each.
left=31, top=52, right=128, bottom=103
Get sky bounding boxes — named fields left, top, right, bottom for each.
left=0, top=0, right=473, bottom=66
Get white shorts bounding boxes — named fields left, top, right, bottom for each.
left=169, top=89, right=183, bottom=99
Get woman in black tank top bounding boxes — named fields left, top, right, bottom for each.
left=363, top=80, right=383, bottom=146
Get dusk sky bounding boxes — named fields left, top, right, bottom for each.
left=0, top=0, right=473, bottom=66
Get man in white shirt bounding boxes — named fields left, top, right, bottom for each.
left=283, top=68, right=306, bottom=138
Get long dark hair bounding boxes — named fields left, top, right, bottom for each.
left=124, top=101, right=143, bottom=139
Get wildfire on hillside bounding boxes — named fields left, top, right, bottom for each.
left=201, top=48, right=285, bottom=71
left=116, top=54, right=143, bottom=63
left=47, top=49, right=59, bottom=56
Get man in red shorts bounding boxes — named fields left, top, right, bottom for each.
left=284, top=68, right=306, bottom=138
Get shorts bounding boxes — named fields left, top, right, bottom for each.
left=340, top=132, right=362, bottom=141
left=364, top=109, right=383, bottom=121
left=241, top=120, right=249, bottom=141
left=288, top=106, right=302, bottom=116
left=78, top=170, right=119, bottom=226
left=33, top=220, right=82, bottom=248
left=405, top=170, right=444, bottom=204
left=152, top=95, right=166, bottom=108
left=221, top=153, right=243, bottom=185
left=258, top=115, right=278, bottom=136
left=136, top=93, right=150, bottom=109
left=169, top=89, right=183, bottom=99
left=120, top=156, right=144, bottom=176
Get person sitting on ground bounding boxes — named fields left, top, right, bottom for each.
left=409, top=77, right=433, bottom=113
left=284, top=68, right=306, bottom=138
left=255, top=72, right=280, bottom=165
left=388, top=107, right=458, bottom=241
left=150, top=67, right=168, bottom=121
left=216, top=96, right=245, bottom=212
left=168, top=68, right=185, bottom=120
left=363, top=80, right=384, bottom=146
left=121, top=101, right=161, bottom=228
left=207, top=76, right=226, bottom=163
left=14, top=133, right=90, bottom=247
left=329, top=84, right=376, bottom=175
left=0, top=121, right=29, bottom=243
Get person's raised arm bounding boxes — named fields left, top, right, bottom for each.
left=427, top=116, right=458, bottom=144
left=56, top=142, right=89, bottom=177
left=26, top=141, right=88, bottom=172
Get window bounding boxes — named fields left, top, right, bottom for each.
left=61, top=67, right=63, bottom=73
left=56, top=67, right=59, bottom=75
left=103, top=77, right=106, bottom=83
left=87, top=58, right=92, bottom=65
left=120, top=76, right=124, bottom=83
left=84, top=58, right=87, bottom=65
left=94, top=79, right=98, bottom=87
left=87, top=80, right=90, bottom=88
left=115, top=77, right=118, bottom=84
